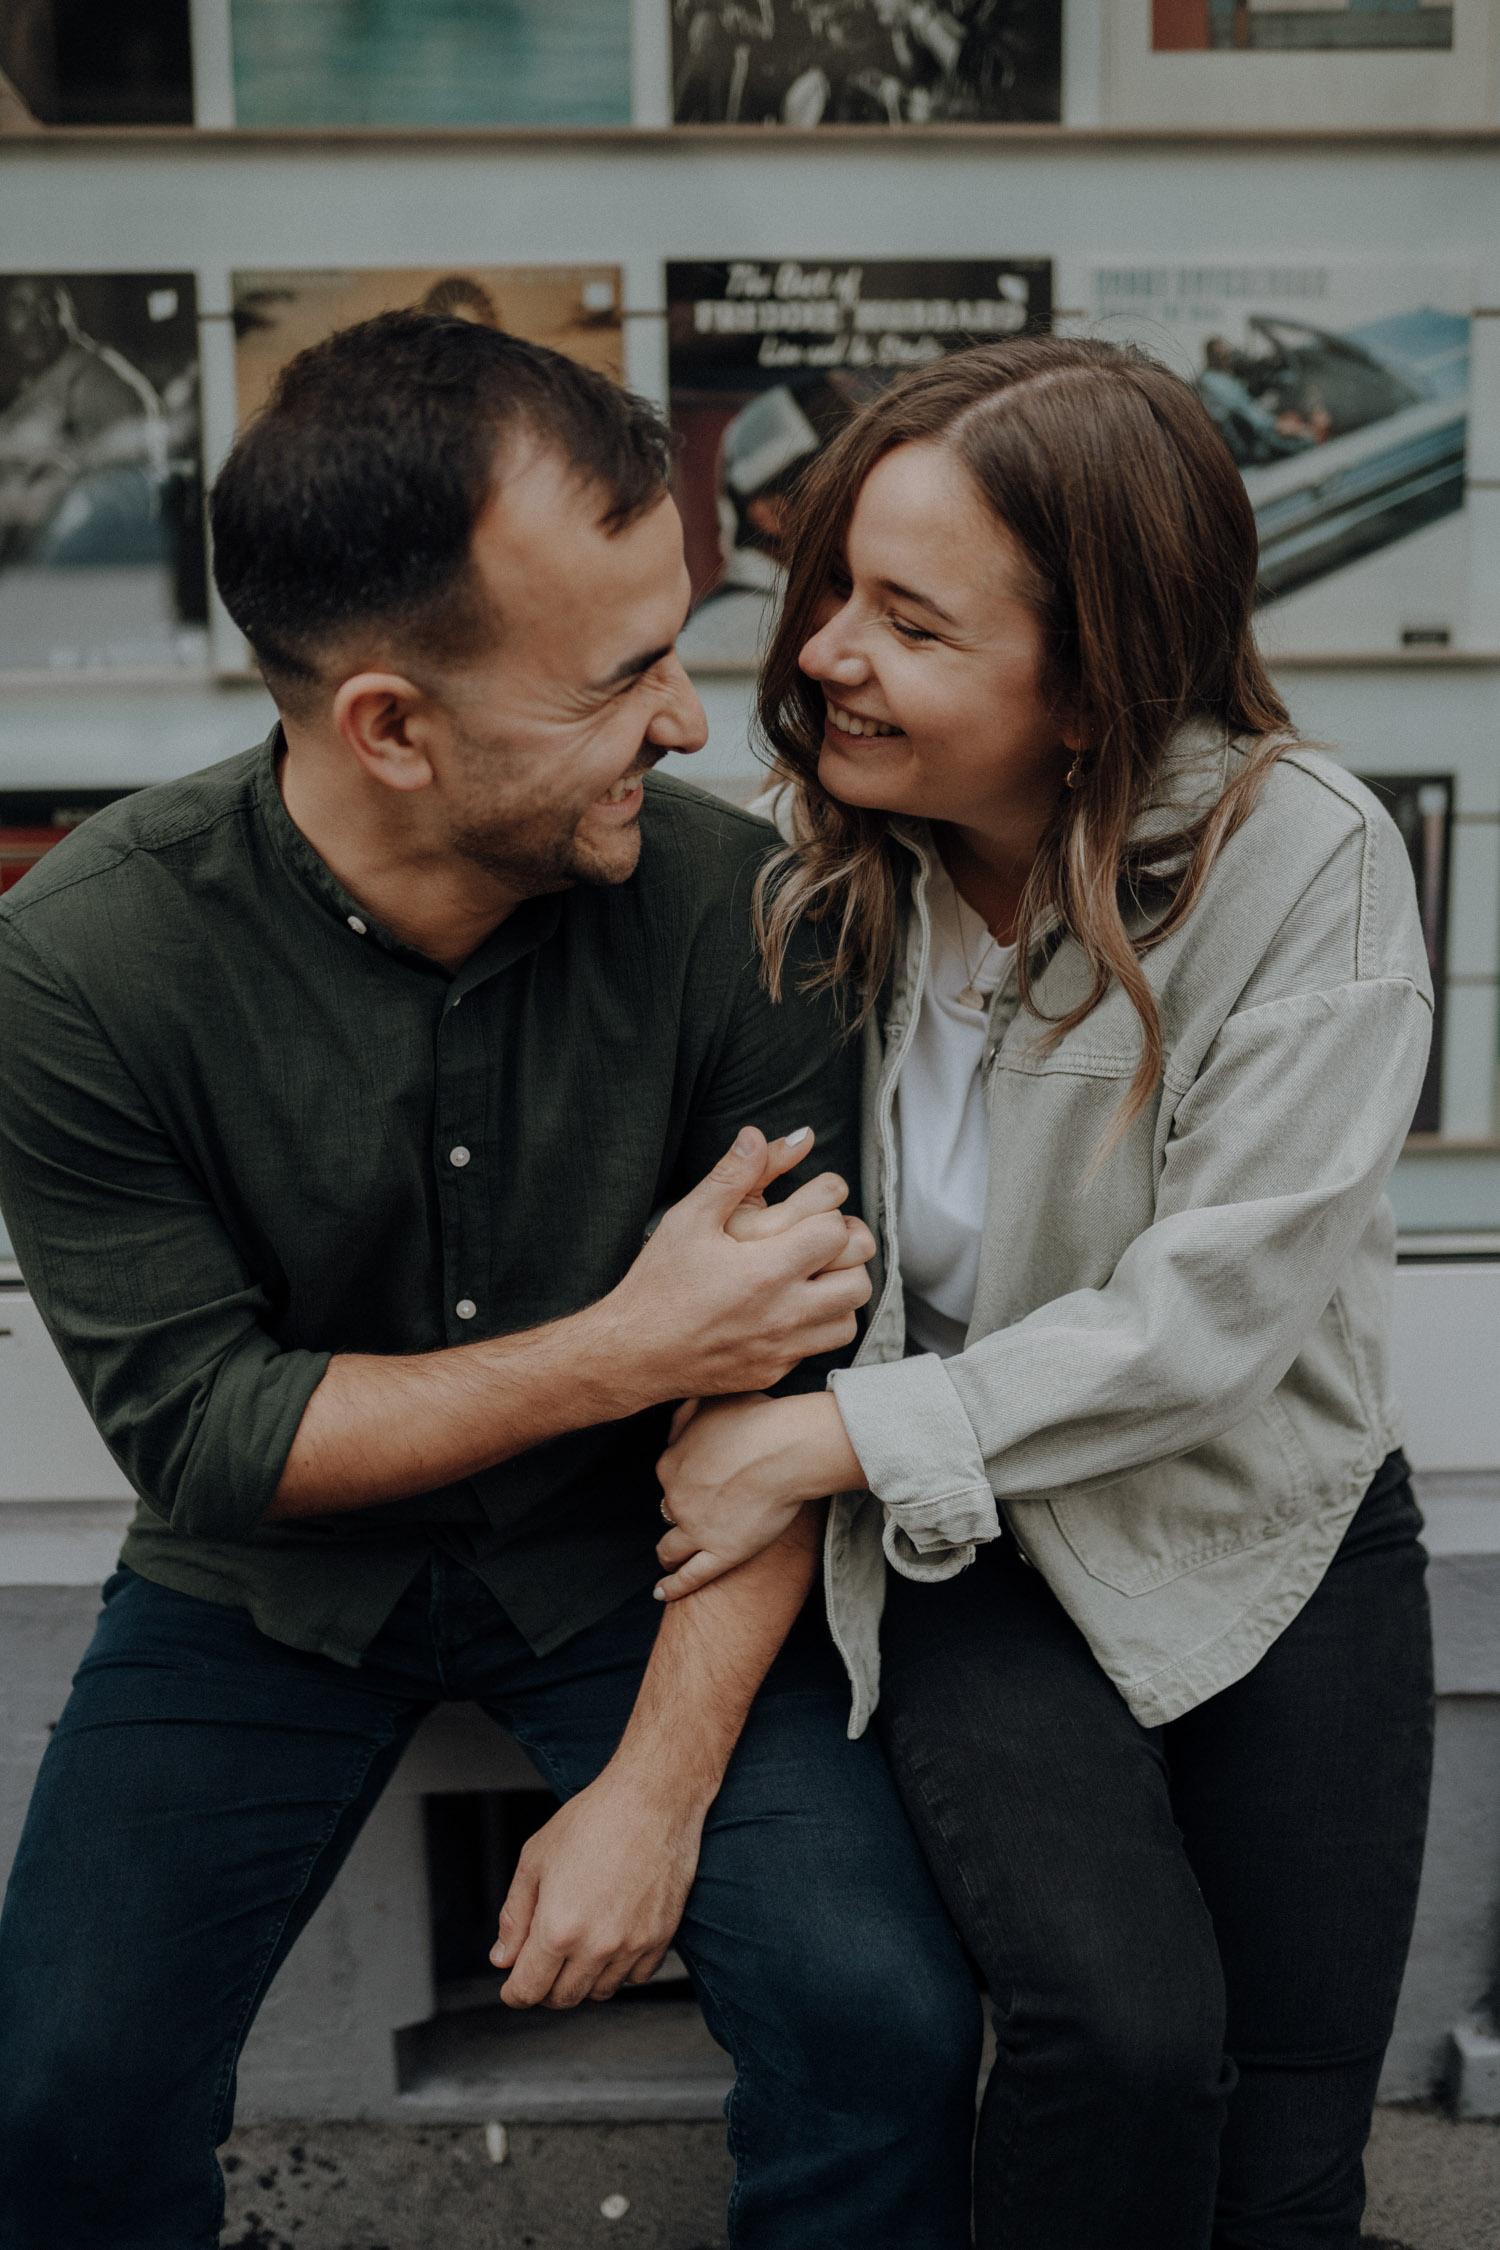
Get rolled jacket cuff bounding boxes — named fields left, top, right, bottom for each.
left=830, top=1352, right=999, bottom=1578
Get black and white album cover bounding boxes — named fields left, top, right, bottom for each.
left=673, top=1, right=1061, bottom=125
left=0, top=273, right=206, bottom=673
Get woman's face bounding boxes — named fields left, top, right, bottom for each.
left=797, top=441, right=1076, bottom=834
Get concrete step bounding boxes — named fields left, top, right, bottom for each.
left=394, top=1987, right=734, bottom=2125
left=216, top=2105, right=1500, bottom=2250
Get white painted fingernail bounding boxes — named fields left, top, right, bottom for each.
left=653, top=1585, right=666, bottom=1600
left=785, top=1126, right=811, bottom=1146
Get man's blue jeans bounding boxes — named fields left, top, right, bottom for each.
left=0, top=1558, right=981, bottom=2250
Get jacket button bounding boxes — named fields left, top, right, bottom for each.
left=455, top=1298, right=477, bottom=1321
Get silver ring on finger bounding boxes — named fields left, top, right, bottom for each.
left=660, top=1500, right=676, bottom=1525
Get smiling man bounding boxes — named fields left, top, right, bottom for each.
left=0, top=316, right=979, bottom=2249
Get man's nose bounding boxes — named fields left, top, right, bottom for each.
left=649, top=658, right=709, bottom=756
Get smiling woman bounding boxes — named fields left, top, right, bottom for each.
left=655, top=333, right=1439, bottom=2250
left=754, top=335, right=1291, bottom=1138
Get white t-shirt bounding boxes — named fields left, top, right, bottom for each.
left=896, top=854, right=1013, bottom=1361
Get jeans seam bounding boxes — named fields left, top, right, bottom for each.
left=202, top=1721, right=402, bottom=2148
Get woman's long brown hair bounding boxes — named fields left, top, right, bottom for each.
left=753, top=335, right=1294, bottom=1143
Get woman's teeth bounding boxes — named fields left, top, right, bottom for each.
left=827, top=703, right=900, bottom=739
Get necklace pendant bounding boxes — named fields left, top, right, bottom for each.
left=957, top=982, right=988, bottom=1011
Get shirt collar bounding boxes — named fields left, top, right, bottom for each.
left=250, top=724, right=564, bottom=990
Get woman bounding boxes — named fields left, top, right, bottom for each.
left=655, top=336, right=1435, bottom=2250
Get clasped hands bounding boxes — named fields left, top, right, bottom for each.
left=654, top=1137, right=869, bottom=1602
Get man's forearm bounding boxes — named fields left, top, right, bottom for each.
left=608, top=1504, right=826, bottom=1810
left=266, top=1128, right=868, bottom=1523
left=267, top=1301, right=638, bottom=1520
left=491, top=1507, right=826, bottom=2009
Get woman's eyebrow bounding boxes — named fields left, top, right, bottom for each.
left=877, top=576, right=959, bottom=627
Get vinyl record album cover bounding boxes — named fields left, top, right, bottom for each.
left=0, top=273, right=206, bottom=674
left=0, top=0, right=192, bottom=126
left=231, top=265, right=626, bottom=429
left=230, top=0, right=631, bottom=125
left=1088, top=263, right=1471, bottom=655
left=673, top=0, right=1061, bottom=124
left=1152, top=0, right=1451, bottom=50
left=670, top=256, right=1052, bottom=668
left=1356, top=772, right=1451, bottom=1132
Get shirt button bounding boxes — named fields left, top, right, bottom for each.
left=455, top=1298, right=477, bottom=1321
left=449, top=1146, right=471, bottom=1168
left=346, top=915, right=367, bottom=935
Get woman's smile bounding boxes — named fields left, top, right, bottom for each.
left=823, top=695, right=905, bottom=739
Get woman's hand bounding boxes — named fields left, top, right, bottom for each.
left=654, top=1391, right=866, bottom=1600
left=724, top=1158, right=875, bottom=1272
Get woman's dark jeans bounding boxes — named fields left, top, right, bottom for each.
left=876, top=1451, right=1434, bottom=2250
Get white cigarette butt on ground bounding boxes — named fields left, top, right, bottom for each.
left=484, top=2120, right=508, bottom=2165
left=601, top=2192, right=631, bottom=2219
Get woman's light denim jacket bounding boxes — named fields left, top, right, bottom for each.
left=817, top=730, right=1433, bottom=1734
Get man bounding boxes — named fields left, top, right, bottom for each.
left=0, top=314, right=978, bottom=2247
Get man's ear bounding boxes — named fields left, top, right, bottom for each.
left=331, top=672, right=439, bottom=793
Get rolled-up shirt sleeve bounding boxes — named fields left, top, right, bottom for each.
left=831, top=967, right=1431, bottom=1575
left=0, top=917, right=328, bottom=1538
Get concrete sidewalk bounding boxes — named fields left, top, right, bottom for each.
left=220, top=2105, right=1500, bottom=2250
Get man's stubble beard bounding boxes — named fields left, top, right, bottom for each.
left=446, top=731, right=655, bottom=895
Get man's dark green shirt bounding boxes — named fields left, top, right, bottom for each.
left=0, top=735, right=859, bottom=1664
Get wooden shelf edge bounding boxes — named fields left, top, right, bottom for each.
left=5, top=122, right=1500, bottom=155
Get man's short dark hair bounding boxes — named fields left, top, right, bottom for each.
left=210, top=311, right=673, bottom=703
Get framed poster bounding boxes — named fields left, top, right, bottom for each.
left=1087, top=264, right=1472, bottom=656
left=0, top=274, right=207, bottom=675
left=672, top=1, right=1061, bottom=124
left=669, top=256, right=1052, bottom=669
left=0, top=0, right=192, bottom=126
left=1152, top=0, right=1451, bottom=51
left=1101, top=0, right=1493, bottom=125
left=1356, top=772, right=1452, bottom=1134
left=231, top=266, right=626, bottom=429
left=230, top=0, right=631, bottom=125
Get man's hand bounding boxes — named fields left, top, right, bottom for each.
left=269, top=1128, right=873, bottom=1521
left=493, top=1762, right=704, bottom=2007
left=593, top=1126, right=875, bottom=1408
left=491, top=1512, right=826, bottom=2010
